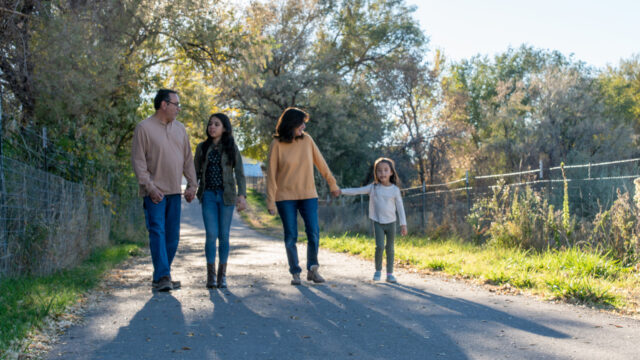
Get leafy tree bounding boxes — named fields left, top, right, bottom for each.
left=529, top=66, right=635, bottom=165
left=0, top=0, right=40, bottom=124
left=207, top=0, right=424, bottom=186
left=375, top=49, right=449, bottom=185
left=598, top=55, right=640, bottom=137
left=442, top=46, right=634, bottom=175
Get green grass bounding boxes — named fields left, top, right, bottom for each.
left=239, top=188, right=307, bottom=241
left=322, top=233, right=638, bottom=310
left=239, top=189, right=283, bottom=238
left=0, top=240, right=144, bottom=357
left=242, top=190, right=640, bottom=313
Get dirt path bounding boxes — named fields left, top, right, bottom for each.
left=43, top=199, right=640, bottom=360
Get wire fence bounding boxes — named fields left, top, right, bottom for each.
left=0, top=155, right=144, bottom=278
left=315, top=158, right=640, bottom=235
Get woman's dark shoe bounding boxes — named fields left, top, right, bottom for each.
left=217, top=263, right=227, bottom=288
left=206, top=263, right=217, bottom=288
left=307, top=265, right=325, bottom=283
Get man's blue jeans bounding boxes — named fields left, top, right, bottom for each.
left=276, top=198, right=319, bottom=274
left=143, top=194, right=181, bottom=282
left=201, top=190, right=235, bottom=264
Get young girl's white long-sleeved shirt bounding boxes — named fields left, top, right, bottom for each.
left=341, top=183, right=407, bottom=226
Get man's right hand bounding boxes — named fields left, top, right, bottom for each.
left=149, top=188, right=164, bottom=204
left=268, top=209, right=276, bottom=215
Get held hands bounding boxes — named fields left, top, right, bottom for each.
left=236, top=195, right=247, bottom=212
left=331, top=188, right=341, bottom=197
left=400, top=225, right=408, bottom=236
left=184, top=188, right=196, bottom=203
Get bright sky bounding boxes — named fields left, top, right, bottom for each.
left=405, top=0, right=640, bottom=69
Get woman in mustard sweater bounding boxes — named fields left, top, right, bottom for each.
left=267, top=107, right=341, bottom=285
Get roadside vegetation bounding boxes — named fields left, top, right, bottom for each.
left=243, top=188, right=640, bottom=315
left=0, top=233, right=145, bottom=358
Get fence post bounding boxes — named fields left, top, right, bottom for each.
left=42, top=127, right=47, bottom=171
left=0, top=85, right=6, bottom=275
left=465, top=170, right=471, bottom=214
left=421, top=181, right=426, bottom=231
left=539, top=160, right=543, bottom=180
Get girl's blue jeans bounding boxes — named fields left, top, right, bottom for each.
left=276, top=198, right=320, bottom=274
left=201, top=190, right=235, bottom=264
left=143, top=194, right=181, bottom=282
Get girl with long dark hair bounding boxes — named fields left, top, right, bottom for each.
left=194, top=113, right=246, bottom=288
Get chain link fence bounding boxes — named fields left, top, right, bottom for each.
left=0, top=155, right=143, bottom=278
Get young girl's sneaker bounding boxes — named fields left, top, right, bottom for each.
left=373, top=271, right=381, bottom=281
left=386, top=273, right=397, bottom=283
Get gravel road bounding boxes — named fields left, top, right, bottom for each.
left=44, top=199, right=640, bottom=360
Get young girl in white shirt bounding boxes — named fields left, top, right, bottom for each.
left=340, top=157, right=407, bottom=283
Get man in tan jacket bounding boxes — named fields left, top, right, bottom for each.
left=131, top=89, right=197, bottom=291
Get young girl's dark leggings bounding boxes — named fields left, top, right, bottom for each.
left=373, top=221, right=396, bottom=273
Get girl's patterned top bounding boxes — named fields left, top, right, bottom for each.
left=204, top=145, right=223, bottom=190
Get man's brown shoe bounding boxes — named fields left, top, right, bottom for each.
left=156, top=276, right=173, bottom=291
left=152, top=279, right=181, bottom=289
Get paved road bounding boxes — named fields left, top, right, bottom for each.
left=45, top=199, right=640, bottom=359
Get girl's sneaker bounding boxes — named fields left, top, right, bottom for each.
left=373, top=271, right=381, bottom=281
left=386, top=273, right=397, bottom=283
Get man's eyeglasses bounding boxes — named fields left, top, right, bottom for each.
left=166, top=100, right=181, bottom=108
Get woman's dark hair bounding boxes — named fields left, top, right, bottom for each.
left=153, top=89, right=178, bottom=110
left=201, top=113, right=237, bottom=167
left=373, top=157, right=401, bottom=186
left=273, top=107, right=309, bottom=142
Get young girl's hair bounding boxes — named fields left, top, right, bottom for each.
left=201, top=113, right=237, bottom=167
left=273, top=107, right=309, bottom=142
left=373, top=157, right=400, bottom=186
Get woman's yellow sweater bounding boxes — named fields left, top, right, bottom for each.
left=266, top=133, right=339, bottom=211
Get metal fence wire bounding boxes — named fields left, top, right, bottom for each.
left=0, top=155, right=143, bottom=278
left=316, top=158, right=640, bottom=235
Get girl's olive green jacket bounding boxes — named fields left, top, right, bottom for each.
left=194, top=141, right=246, bottom=205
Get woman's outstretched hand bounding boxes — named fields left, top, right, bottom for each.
left=331, top=188, right=341, bottom=197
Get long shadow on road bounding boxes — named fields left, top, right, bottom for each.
left=85, top=278, right=571, bottom=360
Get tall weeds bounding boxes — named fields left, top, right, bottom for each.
left=467, top=176, right=640, bottom=264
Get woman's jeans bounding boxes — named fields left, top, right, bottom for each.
left=201, top=190, right=235, bottom=264
left=143, top=194, right=181, bottom=282
left=373, top=221, right=396, bottom=273
left=276, top=198, right=320, bottom=274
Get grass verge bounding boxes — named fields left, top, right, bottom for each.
left=239, top=188, right=309, bottom=242
left=0, top=239, right=145, bottom=357
left=238, top=188, right=283, bottom=238
left=242, top=189, right=640, bottom=314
